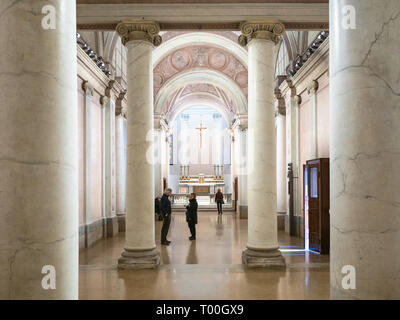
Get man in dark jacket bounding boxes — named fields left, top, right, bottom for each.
left=160, top=188, right=172, bottom=245
left=186, top=193, right=198, bottom=240
left=155, top=196, right=162, bottom=221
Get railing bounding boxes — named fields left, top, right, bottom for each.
left=171, top=193, right=232, bottom=205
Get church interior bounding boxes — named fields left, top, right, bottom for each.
left=0, top=0, right=399, bottom=301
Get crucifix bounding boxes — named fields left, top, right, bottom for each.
left=195, top=122, right=207, bottom=148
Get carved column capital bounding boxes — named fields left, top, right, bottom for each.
left=82, top=80, right=94, bottom=96
left=116, top=20, right=162, bottom=46
left=105, top=80, right=115, bottom=98
left=238, top=20, right=285, bottom=46
left=307, top=80, right=319, bottom=95
left=275, top=91, right=286, bottom=117
left=116, top=89, right=127, bottom=117
left=294, top=95, right=302, bottom=105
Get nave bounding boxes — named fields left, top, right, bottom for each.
left=79, top=212, right=329, bottom=299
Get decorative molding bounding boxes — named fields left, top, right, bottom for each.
left=288, top=31, right=328, bottom=77
left=116, top=20, right=162, bottom=46
left=77, top=22, right=328, bottom=31
left=238, top=20, right=285, bottom=46
left=77, top=32, right=111, bottom=77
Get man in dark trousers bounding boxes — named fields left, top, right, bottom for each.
left=186, top=193, right=198, bottom=240
left=160, top=188, right=172, bottom=245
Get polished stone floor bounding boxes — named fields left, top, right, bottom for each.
left=79, top=212, right=330, bottom=299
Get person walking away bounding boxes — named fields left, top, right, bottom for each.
left=215, top=188, right=224, bottom=215
left=161, top=188, right=172, bottom=245
left=186, top=193, right=198, bottom=240
left=155, top=196, right=162, bottom=221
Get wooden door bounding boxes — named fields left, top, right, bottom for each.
left=307, top=162, right=321, bottom=252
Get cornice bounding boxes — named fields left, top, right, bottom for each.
left=78, top=45, right=127, bottom=104
left=279, top=37, right=329, bottom=99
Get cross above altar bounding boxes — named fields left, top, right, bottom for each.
left=195, top=122, right=207, bottom=148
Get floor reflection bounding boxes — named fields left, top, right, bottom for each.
left=79, top=211, right=330, bottom=300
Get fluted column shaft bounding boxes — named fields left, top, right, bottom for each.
left=330, top=0, right=400, bottom=299
left=116, top=21, right=162, bottom=269
left=239, top=21, right=285, bottom=267
left=0, top=0, right=78, bottom=298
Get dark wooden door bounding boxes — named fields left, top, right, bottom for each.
left=307, top=163, right=321, bottom=252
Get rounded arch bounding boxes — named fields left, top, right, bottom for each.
left=153, top=32, right=248, bottom=67
left=154, top=68, right=247, bottom=116
left=167, top=94, right=232, bottom=126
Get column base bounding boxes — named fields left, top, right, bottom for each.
left=242, top=248, right=286, bottom=268
left=118, top=248, right=160, bottom=269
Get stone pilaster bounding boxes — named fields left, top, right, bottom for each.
left=239, top=21, right=285, bottom=268
left=275, top=91, right=287, bottom=215
left=116, top=21, right=161, bottom=269
left=307, top=79, right=319, bottom=159
left=101, top=82, right=118, bottom=237
left=0, top=0, right=78, bottom=299
left=330, top=0, right=400, bottom=299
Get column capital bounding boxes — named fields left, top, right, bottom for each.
left=307, top=79, right=319, bottom=95
left=294, top=94, right=302, bottom=105
left=82, top=80, right=94, bottom=96
left=275, top=92, right=286, bottom=117
left=105, top=80, right=115, bottom=98
left=116, top=89, right=127, bottom=117
left=116, top=20, right=162, bottom=46
left=238, top=20, right=285, bottom=46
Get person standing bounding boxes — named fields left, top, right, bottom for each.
left=161, top=188, right=172, bottom=245
left=186, top=193, right=198, bottom=240
left=215, top=188, right=224, bottom=215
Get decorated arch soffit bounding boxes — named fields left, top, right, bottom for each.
left=153, top=32, right=248, bottom=122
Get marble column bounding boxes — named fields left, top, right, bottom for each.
left=115, top=98, right=127, bottom=218
left=0, top=0, right=78, bottom=299
left=307, top=80, right=319, bottom=159
left=116, top=21, right=162, bottom=269
left=330, top=0, right=400, bottom=299
left=239, top=21, right=285, bottom=267
left=275, top=99, right=287, bottom=215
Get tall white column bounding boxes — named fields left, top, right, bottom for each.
left=116, top=21, right=162, bottom=269
left=239, top=21, right=285, bottom=267
left=307, top=80, right=319, bottom=159
left=330, top=0, right=400, bottom=299
left=0, top=0, right=78, bottom=299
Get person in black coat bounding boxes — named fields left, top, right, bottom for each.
left=160, top=188, right=172, bottom=245
left=186, top=193, right=198, bottom=240
left=155, top=196, right=162, bottom=221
